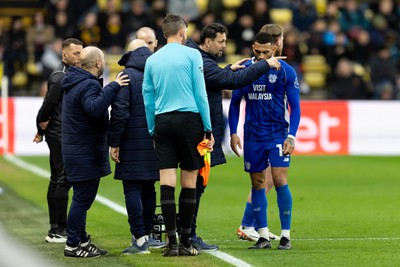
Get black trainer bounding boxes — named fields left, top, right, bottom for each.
left=45, top=229, right=67, bottom=243
left=248, top=237, right=271, bottom=249
left=81, top=235, right=108, bottom=255
left=64, top=245, right=100, bottom=258
left=178, top=243, right=199, bottom=256
left=278, top=236, right=292, bottom=250
left=162, top=244, right=179, bottom=257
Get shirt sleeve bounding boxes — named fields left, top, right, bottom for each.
left=228, top=88, right=244, bottom=135
left=285, top=65, right=301, bottom=137
left=192, top=51, right=212, bottom=132
left=142, top=63, right=156, bottom=136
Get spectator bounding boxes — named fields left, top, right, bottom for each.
left=369, top=45, right=397, bottom=99
left=77, top=11, right=101, bottom=46
left=100, top=13, right=126, bottom=54
left=329, top=57, right=370, bottom=99
left=26, top=11, right=55, bottom=63
left=61, top=46, right=129, bottom=258
left=123, top=0, right=152, bottom=39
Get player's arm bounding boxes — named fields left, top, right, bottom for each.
left=283, top=66, right=301, bottom=155
left=229, top=89, right=244, bottom=157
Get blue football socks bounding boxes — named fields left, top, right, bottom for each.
left=251, top=188, right=267, bottom=229
left=276, top=184, right=292, bottom=230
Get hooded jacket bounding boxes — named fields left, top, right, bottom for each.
left=61, top=66, right=121, bottom=182
left=108, top=47, right=159, bottom=181
left=186, top=38, right=271, bottom=167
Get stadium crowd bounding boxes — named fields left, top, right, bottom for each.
left=0, top=0, right=399, bottom=99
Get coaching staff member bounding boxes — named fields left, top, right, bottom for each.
left=33, top=38, right=83, bottom=243
left=61, top=46, right=129, bottom=258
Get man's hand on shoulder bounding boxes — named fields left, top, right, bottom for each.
left=230, top=58, right=251, bottom=71
left=114, top=72, right=130, bottom=87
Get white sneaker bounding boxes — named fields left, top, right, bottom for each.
left=236, top=225, right=259, bottom=242
left=269, top=232, right=281, bottom=241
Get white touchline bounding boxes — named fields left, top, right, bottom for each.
left=4, top=154, right=253, bottom=267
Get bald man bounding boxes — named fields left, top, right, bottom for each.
left=61, top=46, right=129, bottom=258
left=136, top=27, right=158, bottom=52
left=108, top=39, right=165, bottom=254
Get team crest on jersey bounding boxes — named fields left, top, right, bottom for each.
left=268, top=74, right=277, bottom=84
left=294, top=77, right=300, bottom=89
left=245, top=161, right=251, bottom=171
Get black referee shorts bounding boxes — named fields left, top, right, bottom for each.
left=154, top=111, right=204, bottom=170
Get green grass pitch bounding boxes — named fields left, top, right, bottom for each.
left=0, top=155, right=399, bottom=267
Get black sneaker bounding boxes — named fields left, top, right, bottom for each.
left=162, top=244, right=179, bottom=257
left=64, top=245, right=100, bottom=258
left=81, top=235, right=108, bottom=255
left=45, top=230, right=67, bottom=243
left=178, top=243, right=199, bottom=256
left=278, top=236, right=292, bottom=250
left=248, top=237, right=271, bottom=249
left=190, top=236, right=218, bottom=252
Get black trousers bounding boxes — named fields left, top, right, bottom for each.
left=46, top=135, right=71, bottom=231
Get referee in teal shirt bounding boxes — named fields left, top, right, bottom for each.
left=143, top=14, right=214, bottom=257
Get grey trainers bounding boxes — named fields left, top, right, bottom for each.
left=277, top=236, right=291, bottom=250
left=123, top=239, right=150, bottom=255
left=147, top=236, right=167, bottom=249
left=190, top=236, right=218, bottom=252
left=81, top=235, right=108, bottom=255
left=248, top=237, right=272, bottom=249
left=64, top=245, right=100, bottom=258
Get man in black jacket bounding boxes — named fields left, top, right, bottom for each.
left=185, top=23, right=284, bottom=251
left=33, top=38, right=83, bottom=243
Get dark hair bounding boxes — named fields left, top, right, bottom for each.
left=253, top=32, right=274, bottom=45
left=62, top=38, right=83, bottom=49
left=259, top=24, right=283, bottom=44
left=162, top=14, right=187, bottom=38
left=200, top=23, right=227, bottom=45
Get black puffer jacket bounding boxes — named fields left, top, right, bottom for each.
left=108, top=47, right=159, bottom=181
left=186, top=38, right=271, bottom=167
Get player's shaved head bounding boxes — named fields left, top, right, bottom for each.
left=80, top=46, right=104, bottom=70
left=127, top=39, right=147, bottom=52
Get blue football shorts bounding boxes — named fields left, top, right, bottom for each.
left=243, top=137, right=290, bottom=173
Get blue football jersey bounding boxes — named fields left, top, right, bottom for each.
left=230, top=58, right=301, bottom=141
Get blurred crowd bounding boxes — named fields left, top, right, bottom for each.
left=0, top=0, right=399, bottom=99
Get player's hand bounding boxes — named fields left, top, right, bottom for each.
left=115, top=72, right=130, bottom=87
left=283, top=136, right=295, bottom=155
left=231, top=58, right=251, bottom=71
left=39, top=120, right=49, bottom=130
left=265, top=56, right=287, bottom=70
left=33, top=133, right=43, bottom=143
left=230, top=134, right=242, bottom=157
left=110, top=147, right=120, bottom=163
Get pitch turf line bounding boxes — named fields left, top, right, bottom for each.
left=4, top=154, right=253, bottom=267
